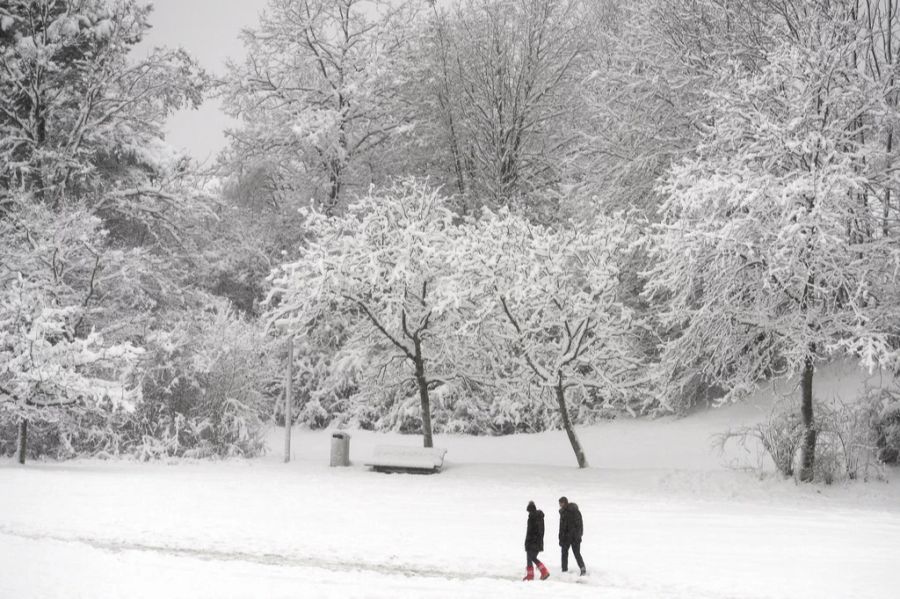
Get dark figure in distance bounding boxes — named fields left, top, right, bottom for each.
left=523, top=501, right=550, bottom=581
left=558, top=496, right=586, bottom=576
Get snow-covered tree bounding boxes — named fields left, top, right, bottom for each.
left=135, top=298, right=275, bottom=459
left=417, top=0, right=593, bottom=215
left=0, top=198, right=143, bottom=462
left=221, top=0, right=422, bottom=215
left=459, top=211, right=647, bottom=468
left=266, top=180, right=476, bottom=447
left=0, top=0, right=206, bottom=217
left=649, top=16, right=900, bottom=481
left=0, top=0, right=214, bottom=294
left=850, top=0, right=900, bottom=238
left=0, top=2, right=245, bottom=461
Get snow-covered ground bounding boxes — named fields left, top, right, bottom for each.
left=2, top=362, right=899, bottom=598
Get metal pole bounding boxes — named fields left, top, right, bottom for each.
left=284, top=335, right=293, bottom=463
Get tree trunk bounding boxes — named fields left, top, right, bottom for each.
left=885, top=129, right=893, bottom=237
left=326, top=160, right=342, bottom=216
left=555, top=374, right=588, bottom=469
left=16, top=418, right=27, bottom=465
left=446, top=108, right=466, bottom=196
left=430, top=3, right=466, bottom=196
left=326, top=91, right=349, bottom=215
left=31, top=96, right=48, bottom=202
left=885, top=0, right=894, bottom=237
left=798, top=354, right=817, bottom=482
left=414, top=344, right=434, bottom=448
left=284, top=337, right=293, bottom=463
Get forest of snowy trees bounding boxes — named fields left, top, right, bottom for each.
left=3, top=0, right=900, bottom=481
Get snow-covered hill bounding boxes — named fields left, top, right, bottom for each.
left=274, top=359, right=894, bottom=472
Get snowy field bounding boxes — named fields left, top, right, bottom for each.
left=2, top=363, right=899, bottom=599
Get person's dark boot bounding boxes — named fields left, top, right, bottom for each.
left=579, top=567, right=587, bottom=576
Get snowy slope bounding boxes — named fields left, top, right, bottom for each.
left=277, top=358, right=893, bottom=473
left=1, top=361, right=897, bottom=599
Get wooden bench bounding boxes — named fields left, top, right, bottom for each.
left=365, top=445, right=448, bottom=474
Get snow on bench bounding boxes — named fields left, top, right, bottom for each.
left=365, top=445, right=448, bottom=474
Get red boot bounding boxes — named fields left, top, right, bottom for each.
left=537, top=562, right=550, bottom=580
left=523, top=566, right=534, bottom=581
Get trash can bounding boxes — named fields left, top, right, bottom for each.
left=330, top=432, right=351, bottom=467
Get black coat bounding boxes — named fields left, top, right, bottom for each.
left=558, top=503, right=583, bottom=545
left=524, top=509, right=545, bottom=552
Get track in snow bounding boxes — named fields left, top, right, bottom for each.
left=0, top=529, right=656, bottom=599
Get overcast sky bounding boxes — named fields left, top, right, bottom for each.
left=134, top=0, right=270, bottom=162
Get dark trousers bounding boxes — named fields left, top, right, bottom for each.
left=560, top=541, right=585, bottom=571
left=526, top=550, right=544, bottom=568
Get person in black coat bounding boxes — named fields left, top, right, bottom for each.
left=523, top=501, right=550, bottom=581
left=558, top=496, right=587, bottom=575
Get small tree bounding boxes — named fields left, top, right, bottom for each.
left=460, top=210, right=647, bottom=468
left=0, top=200, right=143, bottom=462
left=135, top=298, right=274, bottom=459
left=266, top=180, right=474, bottom=447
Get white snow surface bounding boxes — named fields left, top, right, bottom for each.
left=1, top=362, right=899, bottom=598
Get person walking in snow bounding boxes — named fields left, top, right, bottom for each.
left=523, top=501, right=550, bottom=581
left=558, top=496, right=587, bottom=575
